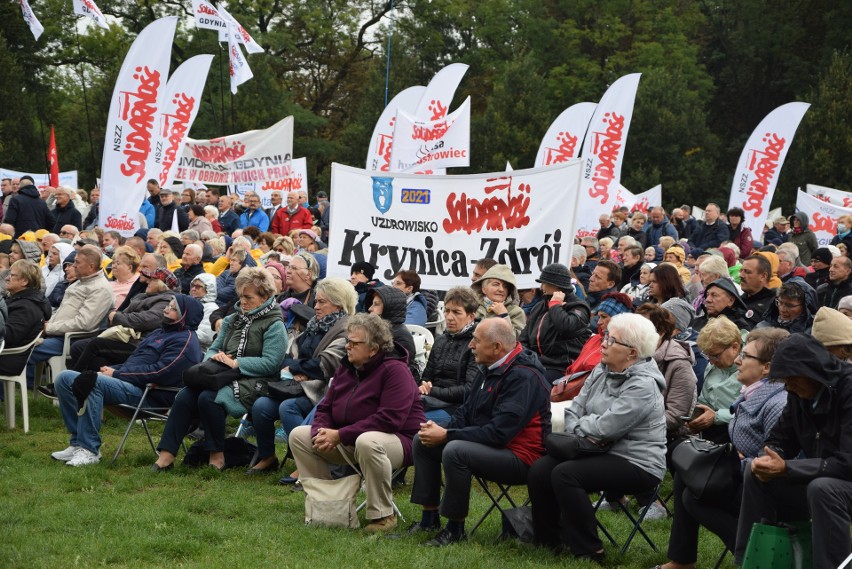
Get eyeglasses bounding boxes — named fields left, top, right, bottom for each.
left=190, top=283, right=205, bottom=289
left=345, top=338, right=367, bottom=347
left=602, top=331, right=634, bottom=350
left=702, top=346, right=731, bottom=363
left=774, top=299, right=802, bottom=310
left=736, top=350, right=764, bottom=363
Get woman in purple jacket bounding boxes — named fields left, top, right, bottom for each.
left=289, top=313, right=425, bottom=533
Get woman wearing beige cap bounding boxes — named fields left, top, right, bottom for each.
left=811, top=306, right=852, bottom=362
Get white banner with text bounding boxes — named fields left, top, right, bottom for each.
left=795, top=190, right=852, bottom=247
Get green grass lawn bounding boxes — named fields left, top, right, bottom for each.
left=0, top=396, right=734, bottom=568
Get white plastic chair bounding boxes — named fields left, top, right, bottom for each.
left=405, top=324, right=434, bottom=374
left=34, top=330, right=99, bottom=400
left=425, top=300, right=446, bottom=336
left=0, top=332, right=43, bottom=432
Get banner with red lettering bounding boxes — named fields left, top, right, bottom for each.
left=48, top=125, right=59, bottom=187
left=727, top=102, right=810, bottom=237
left=326, top=161, right=583, bottom=290
left=232, top=157, right=308, bottom=207
left=227, top=24, right=253, bottom=94
left=410, top=63, right=469, bottom=175
left=73, top=0, right=109, bottom=29
left=0, top=168, right=77, bottom=190
left=192, top=0, right=225, bottom=33
left=19, top=0, right=43, bottom=40
left=390, top=97, right=470, bottom=173
left=806, top=184, right=852, bottom=208
left=174, top=117, right=293, bottom=186
left=795, top=190, right=852, bottom=246
left=216, top=5, right=264, bottom=53
left=535, top=102, right=596, bottom=167
left=365, top=86, right=425, bottom=172
left=574, top=73, right=642, bottom=238
left=150, top=54, right=214, bottom=190
left=614, top=184, right=662, bottom=214
left=99, top=17, right=178, bottom=236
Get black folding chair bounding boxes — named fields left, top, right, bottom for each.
left=470, top=476, right=529, bottom=536
left=594, top=484, right=661, bottom=554
left=108, top=383, right=183, bottom=464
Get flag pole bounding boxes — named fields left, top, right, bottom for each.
left=73, top=23, right=98, bottom=177
left=383, top=0, right=394, bottom=108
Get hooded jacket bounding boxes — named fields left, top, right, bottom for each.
left=566, top=357, right=668, bottom=480
left=4, top=184, right=55, bottom=237
left=765, top=334, right=852, bottom=482
left=215, top=253, right=257, bottom=307
left=519, top=290, right=591, bottom=374
left=740, top=286, right=777, bottom=329
left=693, top=278, right=753, bottom=331
left=110, top=289, right=175, bottom=339
left=0, top=288, right=52, bottom=375
left=111, top=294, right=204, bottom=407
left=311, top=343, right=425, bottom=466
left=283, top=315, right=348, bottom=405
left=405, top=291, right=429, bottom=326
left=756, top=277, right=818, bottom=333
left=366, top=286, right=419, bottom=380
left=42, top=242, right=75, bottom=297
left=788, top=211, right=819, bottom=265
left=471, top=264, right=527, bottom=336
left=192, top=273, right=218, bottom=349
left=447, top=345, right=551, bottom=466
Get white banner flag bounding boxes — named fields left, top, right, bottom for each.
left=727, top=102, right=810, bottom=237
left=192, top=0, right=226, bottom=32
left=232, top=157, right=308, bottom=207
left=410, top=63, right=469, bottom=175
left=535, top=102, right=596, bottom=167
left=217, top=5, right=264, bottom=53
left=99, top=17, right=178, bottom=236
left=0, top=168, right=77, bottom=190
left=806, top=184, right=852, bottom=208
left=795, top=190, right=852, bottom=247
left=73, top=0, right=109, bottom=29
left=227, top=24, right=253, bottom=94
left=365, top=86, right=425, bottom=172
left=327, top=161, right=583, bottom=290
left=614, top=184, right=662, bottom=214
left=390, top=97, right=471, bottom=173
left=19, top=0, right=44, bottom=40
left=575, top=73, right=642, bottom=238
left=151, top=54, right=214, bottom=190
left=175, top=117, right=293, bottom=186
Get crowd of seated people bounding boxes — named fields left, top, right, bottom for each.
left=1, top=189, right=851, bottom=567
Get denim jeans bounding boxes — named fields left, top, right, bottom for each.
left=252, top=395, right=315, bottom=458
left=424, top=408, right=452, bottom=427
left=26, top=337, right=64, bottom=387
left=55, top=370, right=146, bottom=454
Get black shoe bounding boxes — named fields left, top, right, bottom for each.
left=278, top=475, right=299, bottom=485
left=150, top=462, right=173, bottom=472
left=576, top=550, right=606, bottom=565
left=72, top=370, right=98, bottom=414
left=37, top=384, right=57, bottom=399
left=424, top=528, right=466, bottom=547
left=406, top=521, right=441, bottom=534
left=246, top=457, right=279, bottom=475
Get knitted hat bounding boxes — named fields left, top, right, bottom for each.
left=687, top=248, right=704, bottom=260
left=811, top=307, right=852, bottom=347
left=351, top=261, right=375, bottom=280
left=264, top=261, right=287, bottom=286
left=812, top=247, right=833, bottom=266
left=755, top=251, right=782, bottom=289
left=535, top=263, right=573, bottom=291
left=163, top=236, right=184, bottom=258
left=595, top=292, right=634, bottom=317
left=140, top=267, right=179, bottom=290
left=839, top=295, right=852, bottom=313
left=662, top=297, right=696, bottom=332
left=720, top=247, right=737, bottom=268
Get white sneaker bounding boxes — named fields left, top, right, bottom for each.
left=66, top=448, right=101, bottom=467
left=51, top=446, right=81, bottom=462
left=639, top=501, right=668, bottom=521
left=597, top=498, right=628, bottom=512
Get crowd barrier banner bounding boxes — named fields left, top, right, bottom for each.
left=231, top=157, right=308, bottom=207
left=795, top=190, right=852, bottom=247
left=73, top=0, right=109, bottom=29
left=575, top=73, right=641, bottom=238
left=535, top=102, right=596, bottom=167
left=152, top=55, right=214, bottom=190
left=366, top=86, right=425, bottom=172
left=0, top=168, right=78, bottom=190
left=727, top=102, right=810, bottom=237
left=391, top=97, right=470, bottom=173
left=174, top=117, right=293, bottom=186
left=99, top=17, right=178, bottom=236
left=806, top=183, right=852, bottom=208
left=326, top=161, right=583, bottom=290
left=614, top=184, right=662, bottom=214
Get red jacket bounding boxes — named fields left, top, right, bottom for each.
left=271, top=206, right=313, bottom=236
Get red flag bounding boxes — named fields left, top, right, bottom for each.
left=48, top=125, right=59, bottom=187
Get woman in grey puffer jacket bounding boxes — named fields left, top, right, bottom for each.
left=527, top=313, right=667, bottom=563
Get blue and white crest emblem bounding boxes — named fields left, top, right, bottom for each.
left=372, top=176, right=393, bottom=214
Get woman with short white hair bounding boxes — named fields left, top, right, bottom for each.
left=527, top=313, right=667, bottom=563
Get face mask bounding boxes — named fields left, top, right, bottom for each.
left=105, top=245, right=114, bottom=254
left=838, top=223, right=848, bottom=233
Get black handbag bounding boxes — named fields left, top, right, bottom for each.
left=545, top=432, right=612, bottom=461
left=671, top=437, right=740, bottom=500
left=182, top=359, right=242, bottom=391
left=266, top=379, right=306, bottom=402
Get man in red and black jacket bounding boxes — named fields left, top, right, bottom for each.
left=408, top=317, right=551, bottom=546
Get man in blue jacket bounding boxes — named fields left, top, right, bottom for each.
left=50, top=294, right=203, bottom=467
left=688, top=203, right=729, bottom=250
